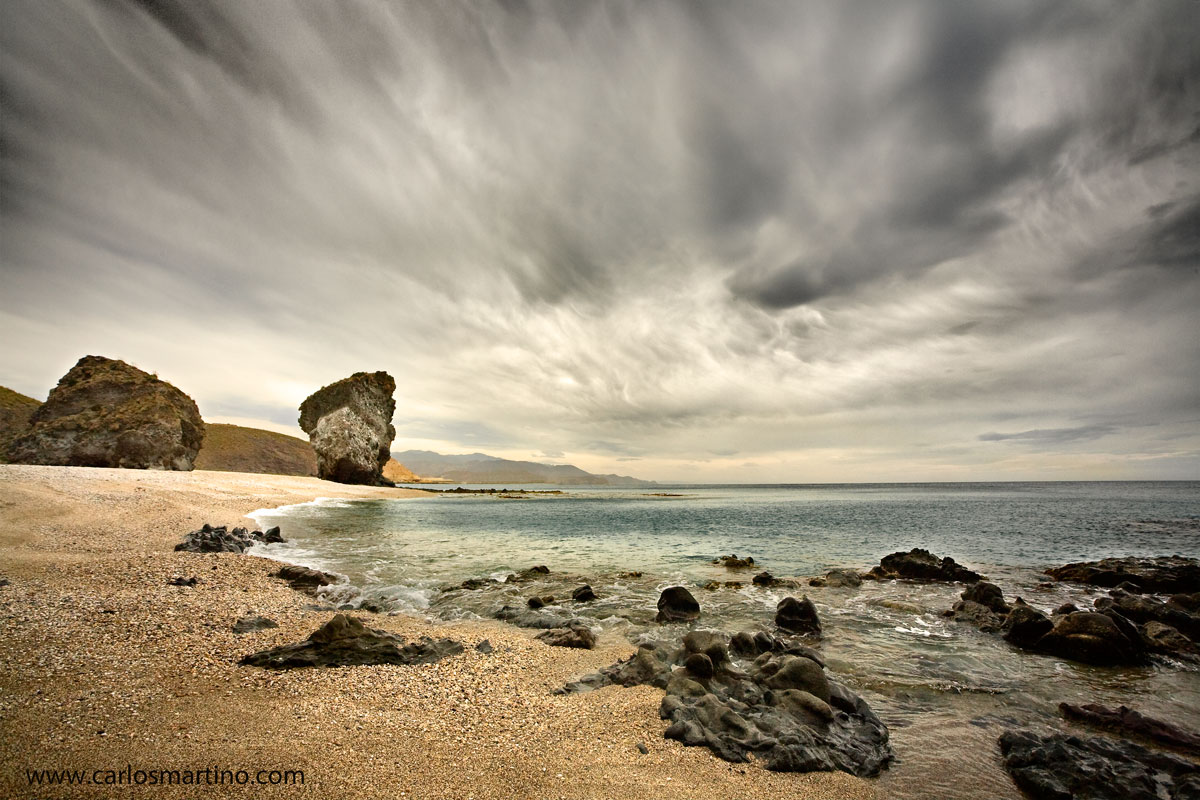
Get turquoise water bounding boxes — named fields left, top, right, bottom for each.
left=250, top=482, right=1200, bottom=799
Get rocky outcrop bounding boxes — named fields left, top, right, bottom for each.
left=1059, top=703, right=1200, bottom=756
left=712, top=555, right=755, bottom=569
left=946, top=584, right=1149, bottom=666
left=656, top=586, right=700, bottom=623
left=273, top=564, right=337, bottom=595
left=868, top=548, right=982, bottom=583
left=8, top=356, right=204, bottom=470
left=174, top=524, right=284, bottom=554
left=298, top=371, right=396, bottom=485
left=560, top=630, right=892, bottom=777
left=240, top=614, right=463, bottom=668
left=998, top=729, right=1200, bottom=800
left=809, top=570, right=863, bottom=588
left=1047, top=556, right=1200, bottom=594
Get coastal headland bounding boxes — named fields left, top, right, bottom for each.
left=0, top=464, right=873, bottom=800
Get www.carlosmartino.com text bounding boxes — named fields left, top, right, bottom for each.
left=25, top=764, right=304, bottom=787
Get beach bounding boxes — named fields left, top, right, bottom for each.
left=0, top=464, right=874, bottom=800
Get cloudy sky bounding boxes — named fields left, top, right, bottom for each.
left=2, top=1, right=1198, bottom=482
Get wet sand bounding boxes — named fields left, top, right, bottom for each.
left=0, top=464, right=874, bottom=799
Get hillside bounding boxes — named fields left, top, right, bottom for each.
left=193, top=423, right=318, bottom=477
left=393, top=449, right=654, bottom=486
left=0, top=386, right=41, bottom=463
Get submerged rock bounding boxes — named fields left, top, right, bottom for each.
left=572, top=585, right=598, bottom=603
left=494, top=605, right=575, bottom=630
left=9, top=355, right=204, bottom=470
left=240, top=613, right=463, bottom=669
left=809, top=570, right=863, bottom=588
left=869, top=548, right=982, bottom=583
left=998, top=729, right=1200, bottom=800
left=1046, top=556, right=1200, bottom=595
left=1059, top=703, right=1200, bottom=756
left=298, top=371, right=396, bottom=485
left=656, top=586, right=700, bottom=623
left=1038, top=611, right=1146, bottom=666
left=776, top=596, right=821, bottom=635
left=560, top=630, right=891, bottom=777
left=175, top=524, right=285, bottom=554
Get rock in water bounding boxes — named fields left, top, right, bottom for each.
left=776, top=596, right=822, bottom=635
left=1046, top=556, right=1200, bottom=594
left=8, top=355, right=204, bottom=470
left=240, top=613, right=463, bottom=668
left=298, top=371, right=396, bottom=485
left=871, top=548, right=982, bottom=583
left=1059, top=703, right=1200, bottom=756
left=998, top=729, right=1200, bottom=800
left=656, top=586, right=700, bottom=623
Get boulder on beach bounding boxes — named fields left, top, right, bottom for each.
left=1046, top=556, right=1200, bottom=595
left=175, top=524, right=284, bottom=554
left=8, top=355, right=204, bottom=470
left=535, top=622, right=597, bottom=649
left=656, top=586, right=700, bottom=623
left=776, top=596, right=821, bottom=635
left=240, top=613, right=463, bottom=669
left=560, top=629, right=892, bottom=778
left=233, top=615, right=279, bottom=634
left=273, top=564, right=337, bottom=595
left=998, top=729, right=1200, bottom=800
left=869, top=548, right=982, bottom=583
left=298, top=371, right=396, bottom=485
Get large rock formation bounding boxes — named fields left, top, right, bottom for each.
left=1047, top=556, right=1200, bottom=594
left=868, top=548, right=982, bottom=583
left=0, top=385, right=41, bottom=463
left=298, top=372, right=396, bottom=485
left=240, top=614, right=463, bottom=669
left=8, top=356, right=204, bottom=470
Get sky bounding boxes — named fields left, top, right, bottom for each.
left=1, top=0, right=1198, bottom=483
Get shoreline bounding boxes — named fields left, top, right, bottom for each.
left=0, top=464, right=874, bottom=799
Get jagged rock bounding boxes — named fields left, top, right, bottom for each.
left=1037, top=611, right=1146, bottom=666
left=560, top=630, right=891, bottom=777
left=273, top=564, right=337, bottom=595
left=9, top=355, right=204, bottom=470
left=298, top=371, right=396, bottom=485
left=240, top=613, right=463, bottom=668
left=712, top=555, right=755, bottom=568
left=1046, top=556, right=1200, bottom=594
left=998, top=729, right=1200, bottom=800
left=535, top=623, right=596, bottom=649
left=1059, top=703, right=1200, bottom=756
left=729, top=631, right=825, bottom=666
left=233, top=615, right=279, bottom=634
left=1142, top=621, right=1198, bottom=659
left=656, top=586, right=700, bottom=623
left=572, top=585, right=597, bottom=602
left=809, top=569, right=863, bottom=588
left=871, top=548, right=982, bottom=583
left=174, top=524, right=285, bottom=554
left=776, top=596, right=821, bottom=635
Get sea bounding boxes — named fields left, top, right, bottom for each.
left=249, top=481, right=1200, bottom=799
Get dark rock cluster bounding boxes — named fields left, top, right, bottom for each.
left=560, top=630, right=892, bottom=777
left=1047, top=556, right=1200, bottom=594
left=273, top=564, right=337, bottom=595
left=868, top=548, right=982, bottom=583
left=712, top=554, right=755, bottom=568
left=9, top=355, right=205, bottom=470
left=1059, top=703, right=1200, bottom=756
left=298, top=371, right=396, bottom=485
left=535, top=622, right=597, bottom=649
left=240, top=613, right=463, bottom=669
left=174, top=524, right=285, bottom=554
left=946, top=580, right=1200, bottom=665
left=998, top=729, right=1200, bottom=800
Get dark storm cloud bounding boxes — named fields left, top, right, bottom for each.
left=1, top=0, right=1198, bottom=480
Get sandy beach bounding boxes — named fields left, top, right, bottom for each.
left=0, top=465, right=874, bottom=799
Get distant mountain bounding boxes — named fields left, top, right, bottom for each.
left=392, top=449, right=655, bottom=486
left=194, top=423, right=319, bottom=476
left=0, top=385, right=41, bottom=463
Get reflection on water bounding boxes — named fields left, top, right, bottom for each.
left=250, top=483, right=1200, bottom=800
